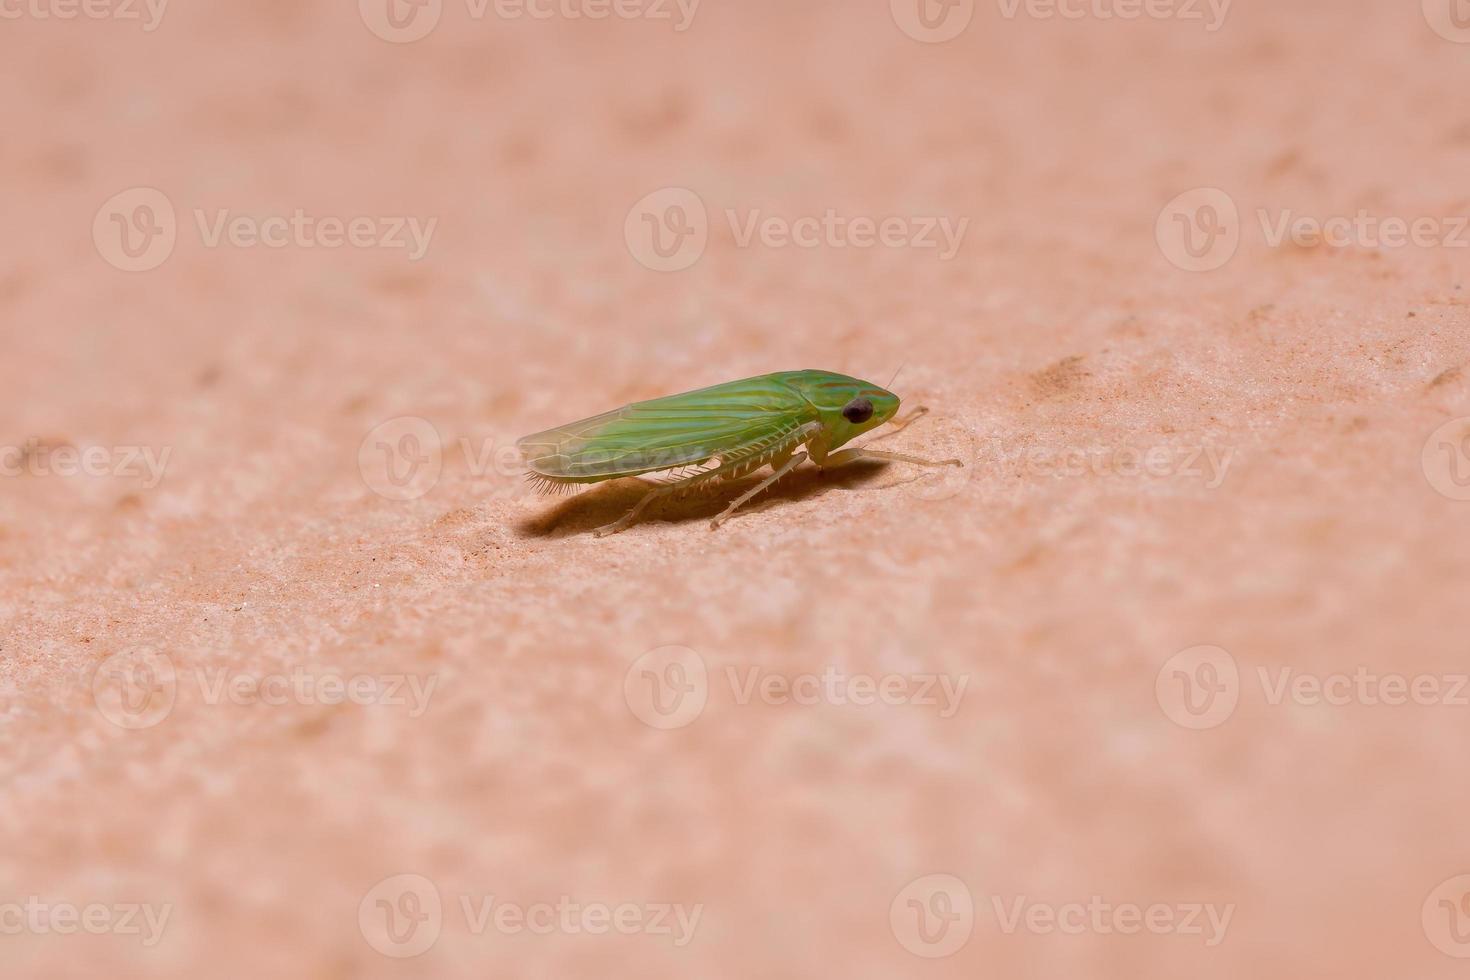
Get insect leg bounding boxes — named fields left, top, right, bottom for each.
left=709, top=451, right=808, bottom=531
left=592, top=453, right=762, bottom=536
left=817, top=447, right=962, bottom=469
left=591, top=482, right=680, bottom=537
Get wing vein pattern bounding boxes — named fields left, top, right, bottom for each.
left=518, top=373, right=818, bottom=486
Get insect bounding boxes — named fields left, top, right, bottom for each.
left=517, top=369, right=962, bottom=536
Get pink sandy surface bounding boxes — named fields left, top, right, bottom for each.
left=4, top=0, right=1470, bottom=976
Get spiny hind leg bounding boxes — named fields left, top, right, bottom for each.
left=592, top=455, right=753, bottom=536
left=709, top=451, right=806, bottom=531
left=817, top=447, right=963, bottom=470
left=591, top=482, right=678, bottom=537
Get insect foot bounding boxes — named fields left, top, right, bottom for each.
left=592, top=519, right=631, bottom=538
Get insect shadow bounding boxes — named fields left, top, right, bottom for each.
left=513, top=458, right=889, bottom=538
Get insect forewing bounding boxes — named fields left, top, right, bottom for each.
left=518, top=374, right=816, bottom=482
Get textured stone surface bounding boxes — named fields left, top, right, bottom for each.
left=3, top=1, right=1470, bottom=976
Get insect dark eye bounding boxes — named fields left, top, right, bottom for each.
left=841, top=397, right=874, bottom=424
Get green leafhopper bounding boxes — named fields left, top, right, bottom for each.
left=517, top=369, right=962, bottom=536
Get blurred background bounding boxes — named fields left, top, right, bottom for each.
left=3, top=0, right=1470, bottom=976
